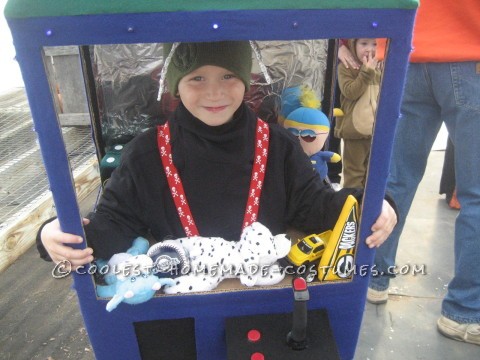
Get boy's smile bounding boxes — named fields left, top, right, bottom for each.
left=205, top=105, right=228, bottom=113
left=178, top=65, right=246, bottom=126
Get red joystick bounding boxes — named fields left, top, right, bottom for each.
left=287, top=277, right=310, bottom=350
left=247, top=329, right=262, bottom=343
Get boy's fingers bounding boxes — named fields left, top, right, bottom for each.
left=59, top=233, right=84, bottom=245
left=58, top=247, right=92, bottom=266
left=68, top=252, right=94, bottom=269
left=365, top=201, right=397, bottom=248
left=51, top=247, right=93, bottom=266
left=64, top=247, right=93, bottom=260
left=365, top=231, right=384, bottom=248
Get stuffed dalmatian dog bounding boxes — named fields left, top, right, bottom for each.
left=150, top=222, right=291, bottom=294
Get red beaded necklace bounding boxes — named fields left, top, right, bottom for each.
left=157, top=119, right=270, bottom=237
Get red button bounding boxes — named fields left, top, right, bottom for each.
left=247, top=329, right=261, bottom=342
left=293, top=277, right=307, bottom=291
left=251, top=352, right=265, bottom=360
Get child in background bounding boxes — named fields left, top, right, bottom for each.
left=335, top=38, right=382, bottom=188
left=38, top=41, right=396, bottom=269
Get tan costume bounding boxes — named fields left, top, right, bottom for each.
left=335, top=40, right=381, bottom=187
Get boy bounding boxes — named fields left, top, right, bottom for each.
left=39, top=41, right=396, bottom=269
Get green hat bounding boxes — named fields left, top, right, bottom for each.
left=164, top=41, right=252, bottom=95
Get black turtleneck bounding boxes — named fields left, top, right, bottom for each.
left=86, top=102, right=354, bottom=259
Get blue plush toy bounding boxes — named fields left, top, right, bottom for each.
left=96, top=237, right=175, bottom=312
left=281, top=85, right=341, bottom=182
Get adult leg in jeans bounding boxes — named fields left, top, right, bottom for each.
left=436, top=62, right=480, bottom=323
left=369, top=63, right=443, bottom=291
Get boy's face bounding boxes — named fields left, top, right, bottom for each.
left=178, top=65, right=246, bottom=126
left=355, top=38, right=377, bottom=60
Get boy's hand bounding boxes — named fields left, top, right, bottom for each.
left=41, top=218, right=94, bottom=270
left=365, top=200, right=397, bottom=248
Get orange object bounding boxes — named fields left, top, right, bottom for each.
left=410, top=0, right=480, bottom=62
left=449, top=189, right=461, bottom=210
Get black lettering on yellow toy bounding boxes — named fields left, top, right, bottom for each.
left=318, top=195, right=359, bottom=281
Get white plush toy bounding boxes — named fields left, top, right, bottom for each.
left=151, top=222, right=291, bottom=294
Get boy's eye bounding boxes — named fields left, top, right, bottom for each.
left=192, top=76, right=204, bottom=81
left=224, top=74, right=236, bottom=80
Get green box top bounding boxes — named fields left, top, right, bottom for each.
left=5, top=0, right=418, bottom=19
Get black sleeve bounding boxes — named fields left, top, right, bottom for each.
left=85, top=155, right=150, bottom=259
left=36, top=217, right=56, bottom=261
left=384, top=192, right=400, bottom=221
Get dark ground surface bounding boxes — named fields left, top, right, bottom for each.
left=0, top=245, right=94, bottom=360
left=0, top=188, right=97, bottom=360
